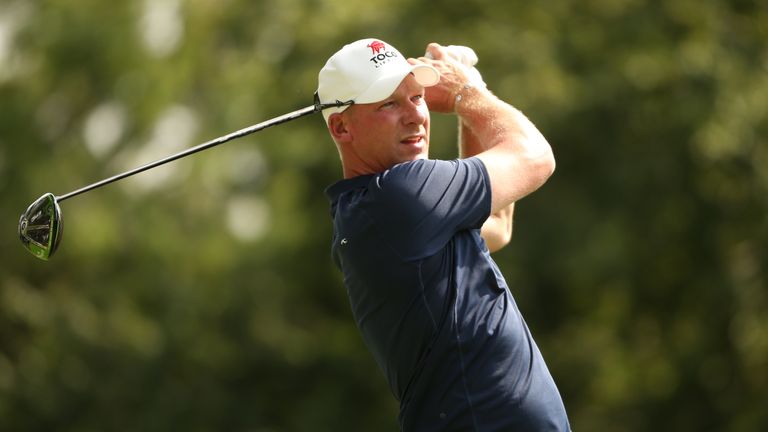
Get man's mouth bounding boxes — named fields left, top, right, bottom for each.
left=400, top=135, right=424, bottom=145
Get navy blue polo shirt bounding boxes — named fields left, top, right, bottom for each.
left=326, top=157, right=570, bottom=431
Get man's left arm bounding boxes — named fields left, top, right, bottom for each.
left=459, top=119, right=515, bottom=252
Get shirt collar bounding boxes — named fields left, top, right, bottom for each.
left=324, top=174, right=375, bottom=202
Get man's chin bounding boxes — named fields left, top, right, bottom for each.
left=399, top=142, right=428, bottom=160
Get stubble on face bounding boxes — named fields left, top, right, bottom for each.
left=342, top=75, right=431, bottom=176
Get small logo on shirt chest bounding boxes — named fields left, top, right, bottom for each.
left=340, top=238, right=348, bottom=246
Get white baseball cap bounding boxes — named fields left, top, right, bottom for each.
left=316, top=38, right=440, bottom=123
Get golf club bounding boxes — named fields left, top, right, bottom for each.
left=18, top=95, right=353, bottom=261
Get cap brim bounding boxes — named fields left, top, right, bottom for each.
left=355, top=63, right=439, bottom=104
left=412, top=64, right=440, bottom=87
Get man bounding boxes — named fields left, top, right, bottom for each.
left=317, top=38, right=570, bottom=431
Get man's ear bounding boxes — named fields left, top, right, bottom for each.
left=328, top=113, right=352, bottom=143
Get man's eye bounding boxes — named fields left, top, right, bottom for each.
left=412, top=94, right=424, bottom=103
left=380, top=101, right=395, bottom=109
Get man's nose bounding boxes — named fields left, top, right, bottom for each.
left=403, top=101, right=427, bottom=125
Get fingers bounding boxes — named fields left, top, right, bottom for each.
left=419, top=43, right=487, bottom=89
left=445, top=45, right=478, bottom=67
left=424, top=42, right=445, bottom=60
left=410, top=43, right=449, bottom=62
left=421, top=43, right=478, bottom=66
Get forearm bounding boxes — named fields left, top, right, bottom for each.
left=456, top=85, right=549, bottom=160
left=458, top=117, right=481, bottom=159
left=481, top=202, right=514, bottom=252
left=458, top=86, right=554, bottom=214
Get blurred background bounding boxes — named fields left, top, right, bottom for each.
left=1, top=0, right=766, bottom=430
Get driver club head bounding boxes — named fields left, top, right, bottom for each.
left=18, top=193, right=63, bottom=261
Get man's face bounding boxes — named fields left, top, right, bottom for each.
left=339, top=74, right=431, bottom=175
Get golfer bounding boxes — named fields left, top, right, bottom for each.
left=317, top=38, right=570, bottom=431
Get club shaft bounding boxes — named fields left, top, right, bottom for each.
left=56, top=104, right=319, bottom=202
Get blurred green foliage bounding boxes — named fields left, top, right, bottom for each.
left=1, top=0, right=766, bottom=430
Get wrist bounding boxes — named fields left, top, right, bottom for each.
left=453, top=83, right=490, bottom=114
left=453, top=83, right=473, bottom=108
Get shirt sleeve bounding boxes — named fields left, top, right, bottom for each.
left=365, top=157, right=492, bottom=261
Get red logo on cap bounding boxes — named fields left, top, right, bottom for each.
left=367, top=41, right=386, bottom=55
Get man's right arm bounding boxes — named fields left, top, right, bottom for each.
left=417, top=43, right=555, bottom=214
left=458, top=85, right=555, bottom=214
